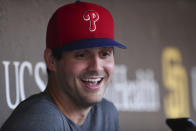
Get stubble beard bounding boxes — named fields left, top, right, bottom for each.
left=61, top=71, right=109, bottom=109
left=62, top=85, right=103, bottom=109
left=62, top=79, right=108, bottom=109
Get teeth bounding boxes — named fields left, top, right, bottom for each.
left=82, top=78, right=101, bottom=83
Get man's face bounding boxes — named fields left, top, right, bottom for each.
left=55, top=47, right=114, bottom=108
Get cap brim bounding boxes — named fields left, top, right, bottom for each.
left=57, top=38, right=127, bottom=51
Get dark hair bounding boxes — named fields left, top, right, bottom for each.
left=47, top=47, right=63, bottom=74
left=52, top=47, right=63, bottom=60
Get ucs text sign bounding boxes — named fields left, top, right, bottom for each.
left=2, top=61, right=46, bottom=109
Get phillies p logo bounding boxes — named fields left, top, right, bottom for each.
left=83, top=10, right=99, bottom=32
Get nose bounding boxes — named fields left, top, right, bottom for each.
left=87, top=54, right=103, bottom=72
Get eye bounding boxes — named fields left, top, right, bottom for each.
left=100, top=48, right=113, bottom=58
left=74, top=50, right=89, bottom=59
left=76, top=53, right=85, bottom=57
left=101, top=52, right=110, bottom=57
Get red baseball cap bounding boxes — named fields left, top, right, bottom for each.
left=46, top=1, right=127, bottom=51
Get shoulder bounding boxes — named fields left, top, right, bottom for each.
left=98, top=98, right=118, bottom=112
left=1, top=92, right=66, bottom=131
left=95, top=98, right=119, bottom=117
left=88, top=98, right=120, bottom=131
left=99, top=98, right=116, bottom=107
left=14, top=92, right=59, bottom=116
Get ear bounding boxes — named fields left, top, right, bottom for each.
left=44, top=48, right=57, bottom=72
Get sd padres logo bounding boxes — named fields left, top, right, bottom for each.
left=83, top=10, right=99, bottom=32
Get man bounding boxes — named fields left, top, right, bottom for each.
left=1, top=1, right=126, bottom=131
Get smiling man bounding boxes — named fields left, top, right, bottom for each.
left=1, top=1, right=126, bottom=131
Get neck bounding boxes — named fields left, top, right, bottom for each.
left=45, top=75, right=91, bottom=126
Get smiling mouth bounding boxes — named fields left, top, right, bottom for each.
left=80, top=77, right=104, bottom=90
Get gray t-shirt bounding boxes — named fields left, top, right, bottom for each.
left=1, top=92, right=120, bottom=131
